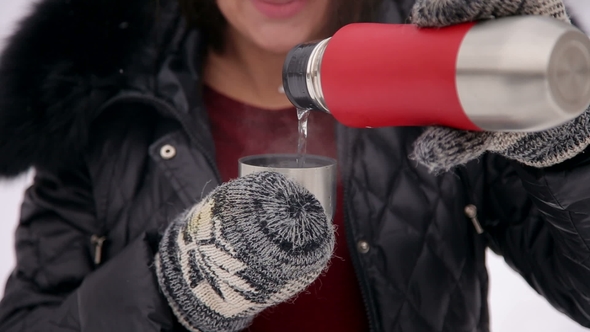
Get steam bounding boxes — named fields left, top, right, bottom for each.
left=236, top=104, right=336, bottom=159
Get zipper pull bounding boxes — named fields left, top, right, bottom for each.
left=464, top=204, right=484, bottom=235
left=91, top=235, right=107, bottom=265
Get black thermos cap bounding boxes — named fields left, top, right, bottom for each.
left=282, top=41, right=320, bottom=110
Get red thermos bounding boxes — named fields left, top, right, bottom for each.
left=282, top=16, right=590, bottom=132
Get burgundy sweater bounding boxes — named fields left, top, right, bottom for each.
left=204, top=85, right=369, bottom=331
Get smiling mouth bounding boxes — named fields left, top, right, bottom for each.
left=250, top=0, right=307, bottom=20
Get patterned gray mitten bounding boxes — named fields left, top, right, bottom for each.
left=155, top=171, right=335, bottom=332
left=408, top=0, right=590, bottom=173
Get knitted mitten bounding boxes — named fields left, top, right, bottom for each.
left=411, top=0, right=569, bottom=27
left=155, top=171, right=335, bottom=332
left=408, top=0, right=590, bottom=173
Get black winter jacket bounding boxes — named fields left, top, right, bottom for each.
left=1, top=0, right=590, bottom=331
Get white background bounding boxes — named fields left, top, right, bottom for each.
left=1, top=1, right=590, bottom=331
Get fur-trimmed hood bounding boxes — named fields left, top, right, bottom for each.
left=0, top=0, right=186, bottom=177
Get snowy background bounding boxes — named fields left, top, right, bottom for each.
left=1, top=0, right=590, bottom=331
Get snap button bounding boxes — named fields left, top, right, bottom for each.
left=464, top=204, right=477, bottom=218
left=160, top=144, right=176, bottom=160
left=357, top=241, right=370, bottom=254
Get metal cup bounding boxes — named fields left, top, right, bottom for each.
left=238, top=154, right=337, bottom=221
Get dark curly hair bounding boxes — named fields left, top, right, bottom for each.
left=178, top=0, right=383, bottom=51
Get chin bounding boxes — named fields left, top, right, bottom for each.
left=256, top=35, right=316, bottom=55
left=258, top=42, right=300, bottom=55
left=249, top=24, right=318, bottom=54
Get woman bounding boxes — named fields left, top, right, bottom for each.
left=1, top=0, right=590, bottom=331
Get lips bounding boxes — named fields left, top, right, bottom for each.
left=250, top=0, right=307, bottom=19
left=258, top=0, right=295, bottom=3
